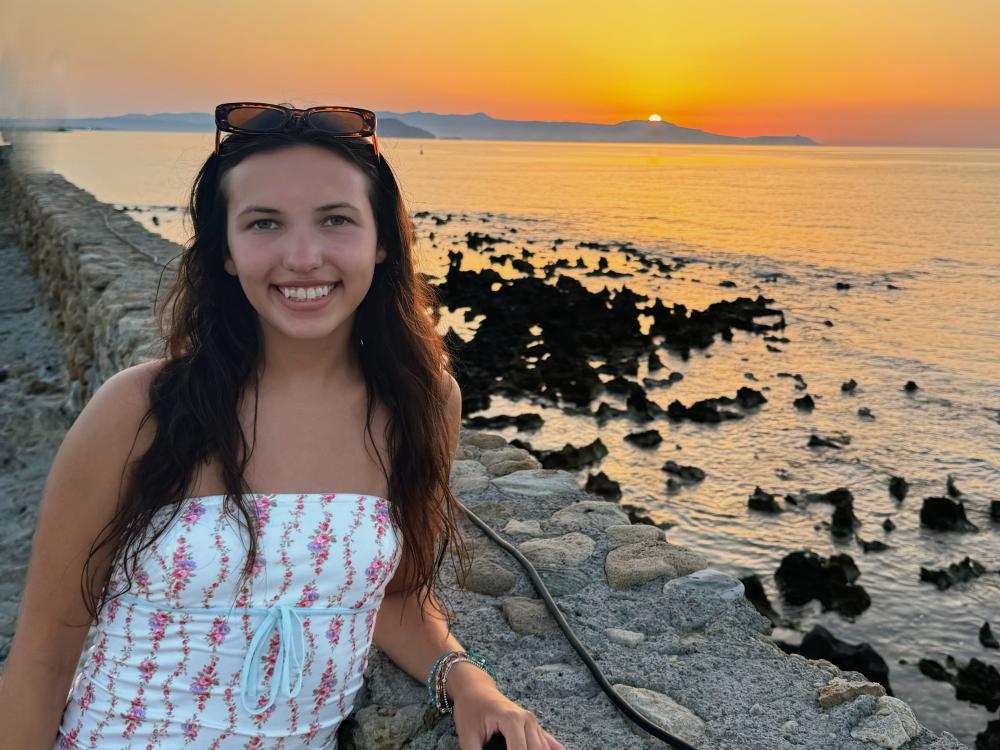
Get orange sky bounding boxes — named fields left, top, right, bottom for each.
left=2, top=0, right=999, bottom=147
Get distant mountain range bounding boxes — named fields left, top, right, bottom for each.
left=0, top=110, right=818, bottom=146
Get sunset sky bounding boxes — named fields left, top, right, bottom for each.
left=2, top=0, right=998, bottom=147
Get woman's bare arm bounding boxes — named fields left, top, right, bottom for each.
left=372, top=372, right=495, bottom=701
left=0, top=359, right=161, bottom=750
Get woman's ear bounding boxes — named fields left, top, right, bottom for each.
left=375, top=244, right=388, bottom=264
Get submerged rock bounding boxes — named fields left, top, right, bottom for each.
left=919, top=557, right=987, bottom=590
left=920, top=496, right=979, bottom=532
left=661, top=460, right=706, bottom=484
left=748, top=486, right=783, bottom=513
left=980, top=622, right=999, bottom=649
left=782, top=623, right=892, bottom=692
left=585, top=470, right=621, bottom=500
left=889, top=476, right=908, bottom=501
left=774, top=550, right=870, bottom=618
left=739, top=573, right=785, bottom=628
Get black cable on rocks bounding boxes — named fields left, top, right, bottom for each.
left=456, top=498, right=700, bottom=750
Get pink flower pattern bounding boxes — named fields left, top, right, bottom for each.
left=54, top=492, right=400, bottom=749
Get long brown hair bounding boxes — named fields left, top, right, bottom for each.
left=80, top=124, right=469, bottom=625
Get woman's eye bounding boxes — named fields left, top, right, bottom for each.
left=249, top=216, right=348, bottom=230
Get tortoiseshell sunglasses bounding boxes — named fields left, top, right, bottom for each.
left=214, top=102, right=379, bottom=159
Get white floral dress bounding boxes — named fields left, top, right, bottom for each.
left=54, top=492, right=402, bottom=749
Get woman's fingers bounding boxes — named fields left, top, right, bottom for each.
left=501, top=721, right=528, bottom=750
left=526, top=719, right=549, bottom=749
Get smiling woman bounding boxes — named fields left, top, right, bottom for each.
left=221, top=144, right=386, bottom=349
left=0, top=107, right=567, bottom=750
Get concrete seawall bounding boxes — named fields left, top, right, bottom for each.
left=0, top=141, right=972, bottom=749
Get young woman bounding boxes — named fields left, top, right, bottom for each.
left=0, top=103, right=565, bottom=750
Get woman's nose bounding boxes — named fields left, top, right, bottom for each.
left=282, top=227, right=323, bottom=270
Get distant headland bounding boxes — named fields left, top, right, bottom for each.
left=0, top=110, right=818, bottom=146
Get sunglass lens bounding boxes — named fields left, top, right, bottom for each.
left=309, top=110, right=367, bottom=135
left=227, top=107, right=288, bottom=131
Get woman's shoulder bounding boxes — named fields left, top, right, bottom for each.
left=94, top=357, right=166, bottom=412
left=81, top=358, right=168, bottom=448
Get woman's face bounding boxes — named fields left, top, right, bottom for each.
left=222, top=144, right=386, bottom=343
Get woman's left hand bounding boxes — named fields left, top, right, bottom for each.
left=451, top=682, right=567, bottom=750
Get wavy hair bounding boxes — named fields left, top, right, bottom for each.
left=80, top=121, right=468, bottom=626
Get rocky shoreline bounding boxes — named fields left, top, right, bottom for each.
left=0, top=142, right=980, bottom=748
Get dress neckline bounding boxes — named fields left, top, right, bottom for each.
left=179, top=491, right=389, bottom=504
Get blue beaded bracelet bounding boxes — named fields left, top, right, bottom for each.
left=426, top=649, right=497, bottom=714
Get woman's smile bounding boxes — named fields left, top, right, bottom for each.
left=269, top=281, right=341, bottom=311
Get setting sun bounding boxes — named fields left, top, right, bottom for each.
left=648, top=114, right=662, bottom=122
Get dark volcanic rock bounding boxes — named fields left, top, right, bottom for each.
left=793, top=393, right=815, bottom=411
left=534, top=438, right=609, bottom=470
left=781, top=486, right=860, bottom=538
left=780, top=624, right=891, bottom=693
left=774, top=550, right=870, bottom=618
left=882, top=518, right=896, bottom=532
left=889, top=475, right=908, bottom=501
left=624, top=383, right=664, bottom=421
left=667, top=398, right=738, bottom=423
left=919, top=556, right=987, bottom=590
left=464, top=412, right=544, bottom=431
left=807, top=433, right=850, bottom=449
left=841, top=378, right=858, bottom=393
left=623, top=429, right=662, bottom=448
left=920, top=496, right=979, bottom=532
left=740, top=574, right=785, bottom=628
left=748, top=486, right=783, bottom=513
left=981, top=622, right=1000, bottom=649
left=667, top=387, right=766, bottom=423
left=585, top=471, right=622, bottom=501
left=919, top=656, right=1000, bottom=712
left=976, top=718, right=1000, bottom=750
left=646, top=294, right=786, bottom=359
left=857, top=537, right=890, bottom=553
left=991, top=501, right=1000, bottom=522
left=785, top=487, right=854, bottom=507
left=661, top=460, right=706, bottom=484
left=946, top=473, right=963, bottom=498
left=593, top=401, right=628, bottom=421
left=831, top=501, right=860, bottom=538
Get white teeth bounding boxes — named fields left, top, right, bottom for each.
left=278, top=284, right=336, bottom=300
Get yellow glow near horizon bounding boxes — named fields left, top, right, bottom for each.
left=2, top=0, right=998, bottom=146
left=649, top=114, right=662, bottom=122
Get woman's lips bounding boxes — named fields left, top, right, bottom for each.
left=270, top=282, right=340, bottom=310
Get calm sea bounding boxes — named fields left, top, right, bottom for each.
left=8, top=130, right=1000, bottom=744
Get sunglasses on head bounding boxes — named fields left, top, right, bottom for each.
left=214, top=102, right=379, bottom=159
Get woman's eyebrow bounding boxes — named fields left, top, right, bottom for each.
left=238, top=202, right=359, bottom=216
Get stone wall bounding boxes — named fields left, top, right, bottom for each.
left=1, top=145, right=177, bottom=407
left=0, top=145, right=972, bottom=750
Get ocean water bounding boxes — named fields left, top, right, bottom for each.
left=7, top=129, right=1000, bottom=744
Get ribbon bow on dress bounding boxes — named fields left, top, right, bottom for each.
left=239, top=604, right=308, bottom=715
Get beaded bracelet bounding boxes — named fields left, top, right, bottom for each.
left=426, top=649, right=497, bottom=715
left=426, top=651, right=463, bottom=710
left=434, top=651, right=473, bottom=714
left=441, top=656, right=485, bottom=715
